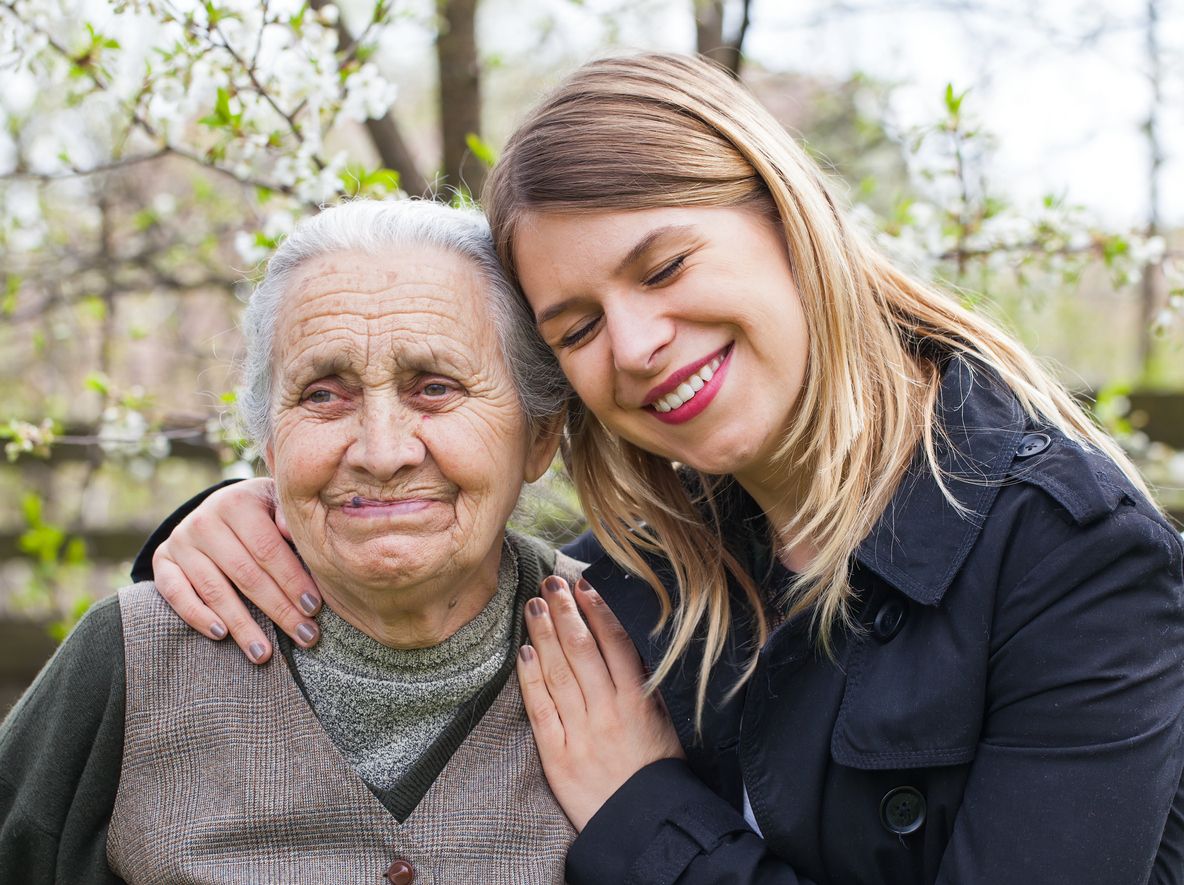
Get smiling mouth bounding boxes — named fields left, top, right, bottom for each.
left=644, top=344, right=732, bottom=413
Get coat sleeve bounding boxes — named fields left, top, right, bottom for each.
left=935, top=509, right=1184, bottom=884
left=566, top=759, right=818, bottom=885
left=0, top=595, right=127, bottom=884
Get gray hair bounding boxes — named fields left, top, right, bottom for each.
left=238, top=199, right=569, bottom=445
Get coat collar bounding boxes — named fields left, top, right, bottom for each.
left=853, top=356, right=1026, bottom=606
left=583, top=356, right=1028, bottom=653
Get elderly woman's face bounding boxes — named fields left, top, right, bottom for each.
left=266, top=248, right=554, bottom=596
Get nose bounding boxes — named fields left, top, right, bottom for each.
left=344, top=393, right=427, bottom=481
left=604, top=294, right=675, bottom=376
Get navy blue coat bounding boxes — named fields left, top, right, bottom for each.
left=560, top=358, right=1184, bottom=884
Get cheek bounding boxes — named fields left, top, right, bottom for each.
left=560, top=347, right=615, bottom=408
left=424, top=412, right=531, bottom=504
left=271, top=420, right=345, bottom=498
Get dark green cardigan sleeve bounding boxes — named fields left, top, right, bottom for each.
left=0, top=594, right=126, bottom=884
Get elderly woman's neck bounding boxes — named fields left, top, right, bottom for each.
left=315, top=545, right=505, bottom=649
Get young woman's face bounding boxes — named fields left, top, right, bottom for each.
left=514, top=205, right=809, bottom=480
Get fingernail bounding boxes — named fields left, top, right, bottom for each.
left=295, top=622, right=318, bottom=645
left=248, top=641, right=266, bottom=662
left=528, top=598, right=547, bottom=617
left=210, top=622, right=227, bottom=639
left=518, top=645, right=535, bottom=662
left=298, top=592, right=320, bottom=616
left=575, top=578, right=595, bottom=593
left=542, top=575, right=566, bottom=594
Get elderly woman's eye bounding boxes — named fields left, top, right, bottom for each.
left=305, top=388, right=335, bottom=404
left=422, top=382, right=451, bottom=397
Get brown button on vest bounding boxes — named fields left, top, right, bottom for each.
left=107, top=582, right=575, bottom=884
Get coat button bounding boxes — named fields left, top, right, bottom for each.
left=386, top=859, right=415, bottom=884
left=871, top=597, right=907, bottom=643
left=1016, top=432, right=1051, bottom=458
left=880, top=786, right=926, bottom=835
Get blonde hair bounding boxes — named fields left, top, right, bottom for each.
left=483, top=52, right=1155, bottom=727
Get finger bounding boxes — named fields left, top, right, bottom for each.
left=191, top=511, right=321, bottom=649
left=153, top=554, right=229, bottom=641
left=516, top=644, right=567, bottom=751
left=169, top=542, right=273, bottom=664
left=524, top=596, right=588, bottom=727
left=573, top=577, right=647, bottom=693
left=540, top=575, right=616, bottom=706
left=217, top=479, right=321, bottom=617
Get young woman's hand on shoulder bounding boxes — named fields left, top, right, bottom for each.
left=152, top=477, right=322, bottom=662
left=517, top=575, right=685, bottom=831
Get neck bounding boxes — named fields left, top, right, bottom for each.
left=316, top=536, right=506, bottom=649
left=734, top=459, right=818, bottom=573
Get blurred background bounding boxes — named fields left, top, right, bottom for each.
left=1, top=0, right=1182, bottom=708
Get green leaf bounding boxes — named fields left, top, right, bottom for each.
left=79, top=295, right=107, bottom=321
left=20, top=492, right=42, bottom=525
left=465, top=133, right=497, bottom=168
left=85, top=371, right=110, bottom=396
left=944, top=83, right=966, bottom=118
left=63, top=537, right=88, bottom=565
left=1, top=274, right=20, bottom=315
left=1101, top=235, right=1129, bottom=266
left=132, top=208, right=158, bottom=231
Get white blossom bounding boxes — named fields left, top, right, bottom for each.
left=234, top=230, right=270, bottom=265
left=341, top=63, right=399, bottom=123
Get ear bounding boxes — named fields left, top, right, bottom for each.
left=523, top=408, right=566, bottom=483
left=263, top=441, right=275, bottom=476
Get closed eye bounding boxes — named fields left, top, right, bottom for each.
left=558, top=315, right=602, bottom=349
left=644, top=255, right=686, bottom=287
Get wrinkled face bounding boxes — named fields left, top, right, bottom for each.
left=266, top=248, right=555, bottom=597
left=514, top=205, right=808, bottom=481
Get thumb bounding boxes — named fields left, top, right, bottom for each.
left=275, top=504, right=292, bottom=541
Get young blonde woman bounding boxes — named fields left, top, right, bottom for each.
left=136, top=54, right=1184, bottom=884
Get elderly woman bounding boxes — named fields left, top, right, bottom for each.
left=0, top=200, right=581, bottom=884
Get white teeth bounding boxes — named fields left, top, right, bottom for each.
left=651, top=351, right=728, bottom=413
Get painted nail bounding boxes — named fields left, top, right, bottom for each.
left=542, top=575, right=566, bottom=594
left=248, top=641, right=266, bottom=662
left=519, top=645, right=535, bottom=662
left=575, top=578, right=595, bottom=593
left=528, top=598, right=547, bottom=617
left=210, top=622, right=227, bottom=639
left=296, top=622, right=318, bottom=645
left=298, top=592, right=320, bottom=616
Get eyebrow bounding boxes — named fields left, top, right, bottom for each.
left=534, top=224, right=697, bottom=326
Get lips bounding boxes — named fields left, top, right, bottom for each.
left=645, top=344, right=733, bottom=425
left=643, top=344, right=732, bottom=408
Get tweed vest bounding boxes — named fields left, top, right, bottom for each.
left=107, top=548, right=584, bottom=885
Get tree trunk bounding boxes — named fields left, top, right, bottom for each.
left=437, top=0, right=485, bottom=197
left=694, top=0, right=752, bottom=78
